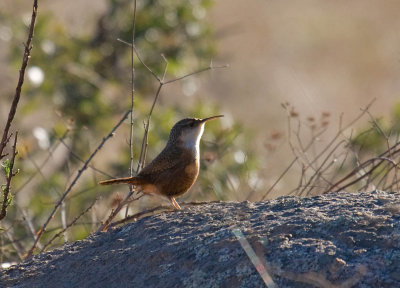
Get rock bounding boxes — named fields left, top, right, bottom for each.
left=1, top=190, right=400, bottom=287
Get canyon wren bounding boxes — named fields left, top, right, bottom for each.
left=99, top=115, right=223, bottom=210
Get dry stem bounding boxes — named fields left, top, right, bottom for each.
left=41, top=198, right=98, bottom=252
left=0, top=133, right=18, bottom=220
left=0, top=0, right=38, bottom=159
left=26, top=111, right=130, bottom=258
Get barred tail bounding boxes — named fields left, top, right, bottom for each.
left=99, top=176, right=138, bottom=186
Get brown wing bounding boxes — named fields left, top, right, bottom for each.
left=137, top=146, right=185, bottom=181
left=160, top=157, right=199, bottom=197
left=138, top=146, right=199, bottom=197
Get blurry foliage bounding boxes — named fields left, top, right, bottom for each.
left=0, top=0, right=259, bottom=260
left=350, top=104, right=400, bottom=154
left=2, top=159, right=11, bottom=179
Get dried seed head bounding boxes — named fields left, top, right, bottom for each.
left=270, top=130, right=282, bottom=140
left=290, top=108, right=298, bottom=118
left=264, top=143, right=276, bottom=151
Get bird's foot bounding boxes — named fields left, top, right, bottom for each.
left=169, top=197, right=182, bottom=210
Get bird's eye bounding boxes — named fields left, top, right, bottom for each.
left=189, top=121, right=195, bottom=127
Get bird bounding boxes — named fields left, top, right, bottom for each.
left=99, top=115, right=224, bottom=210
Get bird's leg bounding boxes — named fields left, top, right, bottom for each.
left=169, top=197, right=181, bottom=210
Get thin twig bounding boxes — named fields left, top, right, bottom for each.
left=118, top=36, right=229, bottom=173
left=281, top=100, right=376, bottom=196
left=97, top=190, right=135, bottom=232
left=261, top=157, right=297, bottom=201
left=137, top=63, right=228, bottom=171
left=365, top=110, right=400, bottom=192
left=0, top=132, right=18, bottom=220
left=20, top=207, right=43, bottom=249
left=40, top=198, right=98, bottom=252
left=26, top=154, right=62, bottom=197
left=59, top=138, right=114, bottom=178
left=160, top=54, right=168, bottom=82
left=325, top=157, right=398, bottom=193
left=0, top=0, right=38, bottom=160
left=326, top=131, right=400, bottom=193
left=300, top=139, right=346, bottom=196
left=116, top=39, right=161, bottom=82
left=137, top=82, right=163, bottom=171
left=371, top=161, right=392, bottom=188
left=3, top=228, right=24, bottom=260
left=109, top=205, right=173, bottom=228
left=109, top=200, right=222, bottom=228
left=60, top=201, right=68, bottom=242
left=164, top=64, right=229, bottom=84
left=26, top=111, right=130, bottom=258
left=305, top=101, right=374, bottom=173
left=15, top=130, right=69, bottom=195
left=126, top=0, right=138, bottom=218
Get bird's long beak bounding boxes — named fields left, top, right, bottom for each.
left=200, top=115, right=224, bottom=123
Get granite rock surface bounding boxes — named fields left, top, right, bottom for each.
left=1, top=190, right=400, bottom=287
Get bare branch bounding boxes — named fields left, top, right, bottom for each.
left=164, top=64, right=229, bottom=84
left=136, top=81, right=163, bottom=172
left=0, top=132, right=18, bottom=220
left=97, top=190, right=134, bottom=232
left=260, top=157, right=297, bottom=201
left=136, top=63, right=228, bottom=172
left=40, top=198, right=98, bottom=253
left=14, top=130, right=69, bottom=195
left=299, top=139, right=346, bottom=196
left=125, top=0, right=138, bottom=218
left=129, top=0, right=138, bottom=179
left=109, top=200, right=221, bottom=228
left=0, top=0, right=38, bottom=160
left=3, top=227, right=24, bottom=260
left=26, top=110, right=130, bottom=258
left=325, top=157, right=397, bottom=193
left=20, top=207, right=43, bottom=250
left=109, top=205, right=173, bottom=228
left=59, top=138, right=114, bottom=178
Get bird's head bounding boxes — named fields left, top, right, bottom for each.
left=168, top=115, right=224, bottom=149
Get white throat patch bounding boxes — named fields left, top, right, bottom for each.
left=181, top=124, right=205, bottom=157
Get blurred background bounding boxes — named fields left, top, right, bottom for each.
left=1, top=0, right=400, bottom=260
